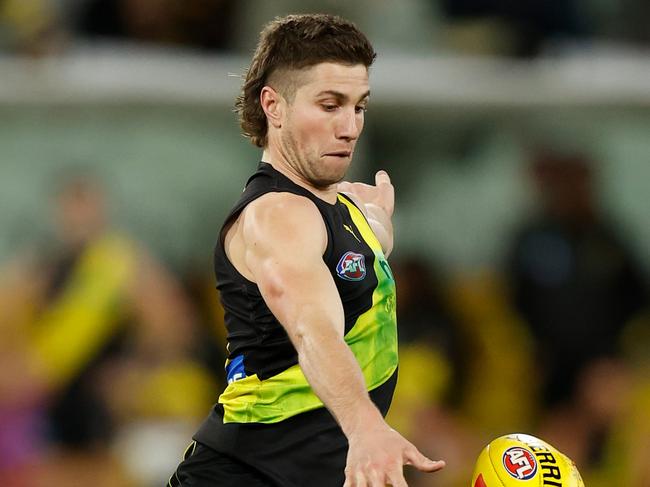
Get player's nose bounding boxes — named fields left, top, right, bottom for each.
left=336, top=107, right=362, bottom=141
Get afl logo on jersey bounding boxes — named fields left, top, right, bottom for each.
left=336, top=251, right=366, bottom=281
left=502, top=447, right=537, bottom=480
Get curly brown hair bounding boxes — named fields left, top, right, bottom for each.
left=235, top=14, right=376, bottom=148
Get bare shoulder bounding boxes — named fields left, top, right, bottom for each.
left=241, top=192, right=328, bottom=255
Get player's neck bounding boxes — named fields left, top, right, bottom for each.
left=261, top=149, right=338, bottom=205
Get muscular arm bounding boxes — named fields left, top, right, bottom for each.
left=242, top=192, right=380, bottom=430
left=240, top=192, right=443, bottom=486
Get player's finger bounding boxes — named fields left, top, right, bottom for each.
left=385, top=467, right=408, bottom=487
left=366, top=468, right=385, bottom=487
left=354, top=470, right=368, bottom=487
left=404, top=449, right=445, bottom=473
left=375, top=170, right=391, bottom=187
left=374, top=170, right=394, bottom=215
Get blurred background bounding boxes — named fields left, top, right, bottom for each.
left=1, top=1, right=649, bottom=486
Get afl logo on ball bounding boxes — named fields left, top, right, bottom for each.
left=502, top=447, right=537, bottom=480
left=336, top=251, right=366, bottom=281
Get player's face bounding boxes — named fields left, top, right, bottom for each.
left=280, top=63, right=369, bottom=188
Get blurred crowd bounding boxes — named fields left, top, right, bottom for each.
left=1, top=147, right=648, bottom=487
left=1, top=0, right=650, bottom=57
left=0, top=173, right=226, bottom=486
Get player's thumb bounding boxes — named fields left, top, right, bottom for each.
left=375, top=170, right=391, bottom=186
left=404, top=448, right=445, bottom=473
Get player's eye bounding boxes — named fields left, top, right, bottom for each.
left=355, top=105, right=367, bottom=114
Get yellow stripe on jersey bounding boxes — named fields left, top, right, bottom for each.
left=337, top=195, right=398, bottom=393
left=219, top=195, right=398, bottom=424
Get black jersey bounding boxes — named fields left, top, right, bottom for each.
left=193, top=162, right=398, bottom=485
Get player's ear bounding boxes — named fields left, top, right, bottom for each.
left=260, top=86, right=283, bottom=129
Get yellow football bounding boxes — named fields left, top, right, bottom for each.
left=471, top=433, right=584, bottom=487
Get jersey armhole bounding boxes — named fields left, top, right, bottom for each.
left=337, top=192, right=374, bottom=232
left=337, top=192, right=369, bottom=220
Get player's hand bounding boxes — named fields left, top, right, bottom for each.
left=343, top=422, right=445, bottom=487
left=338, top=170, right=395, bottom=256
left=337, top=170, right=394, bottom=218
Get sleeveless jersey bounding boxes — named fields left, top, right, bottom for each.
left=211, top=162, right=397, bottom=424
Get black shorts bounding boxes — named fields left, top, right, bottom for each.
left=168, top=441, right=277, bottom=487
left=168, top=412, right=349, bottom=487
left=188, top=406, right=349, bottom=486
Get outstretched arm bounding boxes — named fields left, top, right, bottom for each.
left=240, top=192, right=443, bottom=487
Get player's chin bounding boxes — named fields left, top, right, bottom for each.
left=312, top=160, right=350, bottom=187
left=311, top=175, right=345, bottom=190
left=325, top=155, right=352, bottom=174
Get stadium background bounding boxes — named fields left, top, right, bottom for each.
left=1, top=1, right=649, bottom=485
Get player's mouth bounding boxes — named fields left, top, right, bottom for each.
left=323, top=151, right=352, bottom=158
